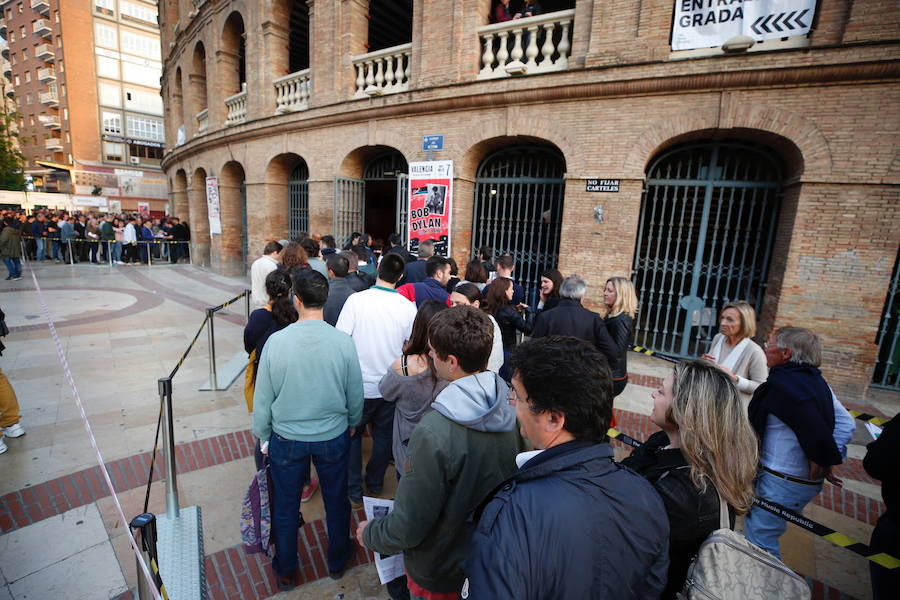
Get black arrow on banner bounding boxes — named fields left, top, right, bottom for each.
left=752, top=9, right=810, bottom=35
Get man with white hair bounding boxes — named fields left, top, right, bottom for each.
left=531, top=274, right=617, bottom=362
left=744, top=326, right=854, bottom=559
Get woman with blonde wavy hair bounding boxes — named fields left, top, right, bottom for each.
left=602, top=276, right=638, bottom=396
left=622, top=359, right=758, bottom=599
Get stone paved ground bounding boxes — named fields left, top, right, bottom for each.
left=0, top=260, right=894, bottom=599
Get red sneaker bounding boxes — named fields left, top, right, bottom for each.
left=301, top=478, right=319, bottom=503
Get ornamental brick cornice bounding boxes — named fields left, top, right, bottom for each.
left=163, top=58, right=900, bottom=171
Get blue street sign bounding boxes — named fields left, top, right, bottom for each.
left=422, top=135, right=444, bottom=151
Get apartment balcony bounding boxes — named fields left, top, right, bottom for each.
left=40, top=90, right=58, bottom=106
left=36, top=44, right=55, bottom=62
left=38, top=67, right=55, bottom=83
left=33, top=19, right=52, bottom=39
left=4, top=88, right=13, bottom=99
left=195, top=108, right=208, bottom=134
left=31, top=0, right=50, bottom=16
left=352, top=43, right=411, bottom=99
left=274, top=69, right=310, bottom=113
left=45, top=137, right=63, bottom=151
left=2, top=65, right=10, bottom=80
left=39, top=114, right=61, bottom=129
left=224, top=83, right=247, bottom=127
left=1, top=46, right=9, bottom=60
left=0, top=21, right=7, bottom=38
left=477, top=9, right=574, bottom=80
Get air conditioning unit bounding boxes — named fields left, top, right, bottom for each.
left=129, top=156, right=140, bottom=165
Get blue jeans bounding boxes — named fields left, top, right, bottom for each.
left=35, top=238, right=45, bottom=261
left=743, top=470, right=822, bottom=560
left=269, top=431, right=352, bottom=576
left=348, top=398, right=394, bottom=502
left=112, top=242, right=123, bottom=263
left=3, top=258, right=21, bottom=279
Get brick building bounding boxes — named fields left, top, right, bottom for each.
left=160, top=0, right=900, bottom=397
left=0, top=0, right=167, bottom=211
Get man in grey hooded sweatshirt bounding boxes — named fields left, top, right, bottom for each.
left=357, top=305, right=520, bottom=598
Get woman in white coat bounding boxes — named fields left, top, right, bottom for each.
left=701, top=300, right=768, bottom=407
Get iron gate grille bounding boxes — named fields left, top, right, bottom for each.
left=396, top=173, right=409, bottom=244
left=333, top=177, right=365, bottom=248
left=240, top=183, right=248, bottom=274
left=472, top=146, right=566, bottom=306
left=873, top=250, right=900, bottom=389
left=289, top=162, right=309, bottom=239
left=632, top=142, right=782, bottom=358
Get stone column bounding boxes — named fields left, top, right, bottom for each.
left=214, top=176, right=246, bottom=277
left=188, top=172, right=211, bottom=267
left=308, top=178, right=334, bottom=235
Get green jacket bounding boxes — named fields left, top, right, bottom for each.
left=0, top=226, right=22, bottom=259
left=364, top=372, right=520, bottom=593
left=100, top=220, right=115, bottom=241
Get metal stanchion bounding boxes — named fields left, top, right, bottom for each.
left=108, top=241, right=114, bottom=268
left=158, top=377, right=179, bottom=519
left=245, top=289, right=250, bottom=318
left=130, top=513, right=165, bottom=600
left=188, top=242, right=193, bottom=266
left=205, top=308, right=218, bottom=390
left=147, top=242, right=153, bottom=269
left=67, top=240, right=74, bottom=267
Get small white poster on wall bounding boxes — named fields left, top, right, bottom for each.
left=206, top=176, right=222, bottom=235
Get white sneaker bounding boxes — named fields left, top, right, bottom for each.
left=0, top=437, right=7, bottom=454
left=3, top=423, right=25, bottom=438
left=116, top=261, right=125, bottom=265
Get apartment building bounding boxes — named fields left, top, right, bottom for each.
left=0, top=0, right=166, bottom=211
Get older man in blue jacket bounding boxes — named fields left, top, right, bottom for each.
left=464, top=336, right=669, bottom=599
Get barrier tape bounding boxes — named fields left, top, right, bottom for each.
left=26, top=265, right=164, bottom=599
left=21, top=235, right=187, bottom=245
left=848, top=409, right=889, bottom=427
left=208, top=290, right=248, bottom=313
left=168, top=314, right=209, bottom=380
left=630, top=345, right=679, bottom=363
left=608, top=428, right=899, bottom=569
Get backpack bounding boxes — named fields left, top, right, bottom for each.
left=679, top=491, right=810, bottom=600
left=240, top=463, right=275, bottom=556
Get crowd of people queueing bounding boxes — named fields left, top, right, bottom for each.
left=0, top=208, right=192, bottom=280
left=241, top=231, right=896, bottom=599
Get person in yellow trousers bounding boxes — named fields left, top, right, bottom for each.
left=0, top=307, right=25, bottom=454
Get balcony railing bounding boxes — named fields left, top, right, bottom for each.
left=31, top=0, right=50, bottom=16
left=33, top=19, right=51, bottom=38
left=352, top=43, right=411, bottom=99
left=39, top=90, right=58, bottom=106
left=477, top=10, right=574, bottom=80
left=39, top=114, right=61, bottom=129
left=224, top=83, right=247, bottom=126
left=274, top=69, right=310, bottom=113
left=36, top=43, right=55, bottom=62
left=38, top=67, right=55, bottom=83
left=196, top=108, right=208, bottom=134
left=4, top=88, right=13, bottom=99
left=45, top=137, right=63, bottom=150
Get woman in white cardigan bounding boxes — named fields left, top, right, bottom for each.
left=701, top=300, right=768, bottom=406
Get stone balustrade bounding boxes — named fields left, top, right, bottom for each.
left=352, top=43, right=412, bottom=99
left=477, top=10, right=574, bottom=80
left=224, top=83, right=247, bottom=126
left=274, top=69, right=311, bottom=113
left=196, top=108, right=208, bottom=134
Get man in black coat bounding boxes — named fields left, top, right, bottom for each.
left=465, top=336, right=669, bottom=599
left=531, top=274, right=617, bottom=363
left=403, top=239, right=434, bottom=284
left=865, top=415, right=899, bottom=599
left=384, top=233, right=414, bottom=263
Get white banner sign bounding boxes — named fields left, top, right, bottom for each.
left=206, top=176, right=222, bottom=235
left=672, top=0, right=817, bottom=51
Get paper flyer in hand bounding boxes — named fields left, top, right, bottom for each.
left=363, top=496, right=405, bottom=584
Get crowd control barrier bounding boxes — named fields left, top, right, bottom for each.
left=133, top=289, right=249, bottom=600
left=19, top=235, right=192, bottom=268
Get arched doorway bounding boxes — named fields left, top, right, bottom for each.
left=471, top=144, right=566, bottom=304
left=632, top=141, right=783, bottom=357
left=334, top=147, right=408, bottom=248
left=289, top=161, right=310, bottom=239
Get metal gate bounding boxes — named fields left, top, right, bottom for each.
left=396, top=173, right=409, bottom=243
left=333, top=177, right=365, bottom=248
left=240, top=183, right=248, bottom=274
left=632, top=141, right=782, bottom=357
left=472, top=145, right=566, bottom=306
left=288, top=162, right=309, bottom=239
left=873, top=250, right=900, bottom=389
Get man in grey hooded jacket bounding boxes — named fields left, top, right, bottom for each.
left=357, top=305, right=520, bottom=597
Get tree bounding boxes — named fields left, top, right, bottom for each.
left=0, top=106, right=25, bottom=191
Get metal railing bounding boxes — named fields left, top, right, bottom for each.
left=20, top=236, right=193, bottom=269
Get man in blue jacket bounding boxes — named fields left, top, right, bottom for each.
left=464, top=336, right=669, bottom=599
left=397, top=255, right=452, bottom=307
